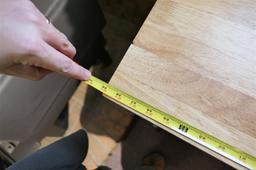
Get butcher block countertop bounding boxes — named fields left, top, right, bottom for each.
left=109, top=0, right=256, bottom=169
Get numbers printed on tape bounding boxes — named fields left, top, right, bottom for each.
left=198, top=135, right=206, bottom=141
left=115, top=92, right=122, bottom=100
left=85, top=76, right=256, bottom=170
left=179, top=124, right=189, bottom=133
left=218, top=145, right=226, bottom=151
left=130, top=100, right=137, bottom=108
left=101, top=85, right=108, bottom=92
left=145, top=108, right=153, bottom=116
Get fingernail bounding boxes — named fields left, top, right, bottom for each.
left=83, top=69, right=91, bottom=80
left=70, top=43, right=76, bottom=53
left=64, top=41, right=75, bottom=50
left=63, top=40, right=76, bottom=55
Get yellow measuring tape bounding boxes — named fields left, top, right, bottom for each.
left=85, top=76, right=256, bottom=170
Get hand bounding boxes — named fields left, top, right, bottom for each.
left=0, top=0, right=91, bottom=80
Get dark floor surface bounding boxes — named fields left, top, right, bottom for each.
left=104, top=118, right=234, bottom=170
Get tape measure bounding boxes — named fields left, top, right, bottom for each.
left=85, top=76, right=256, bottom=170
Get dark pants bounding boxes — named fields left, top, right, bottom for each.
left=7, top=130, right=88, bottom=170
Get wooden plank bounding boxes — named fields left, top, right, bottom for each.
left=168, top=0, right=256, bottom=29
left=129, top=0, right=256, bottom=155
left=134, top=0, right=256, bottom=99
left=109, top=45, right=256, bottom=169
left=108, top=0, right=256, bottom=167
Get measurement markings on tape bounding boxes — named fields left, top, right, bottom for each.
left=85, top=76, right=256, bottom=170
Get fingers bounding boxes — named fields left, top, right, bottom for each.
left=42, top=24, right=76, bottom=58
left=2, top=65, right=50, bottom=80
left=37, top=43, right=91, bottom=80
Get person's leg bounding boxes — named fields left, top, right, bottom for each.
left=7, top=129, right=88, bottom=170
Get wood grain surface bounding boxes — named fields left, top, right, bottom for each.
left=109, top=0, right=256, bottom=167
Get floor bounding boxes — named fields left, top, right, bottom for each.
left=41, top=0, right=235, bottom=169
